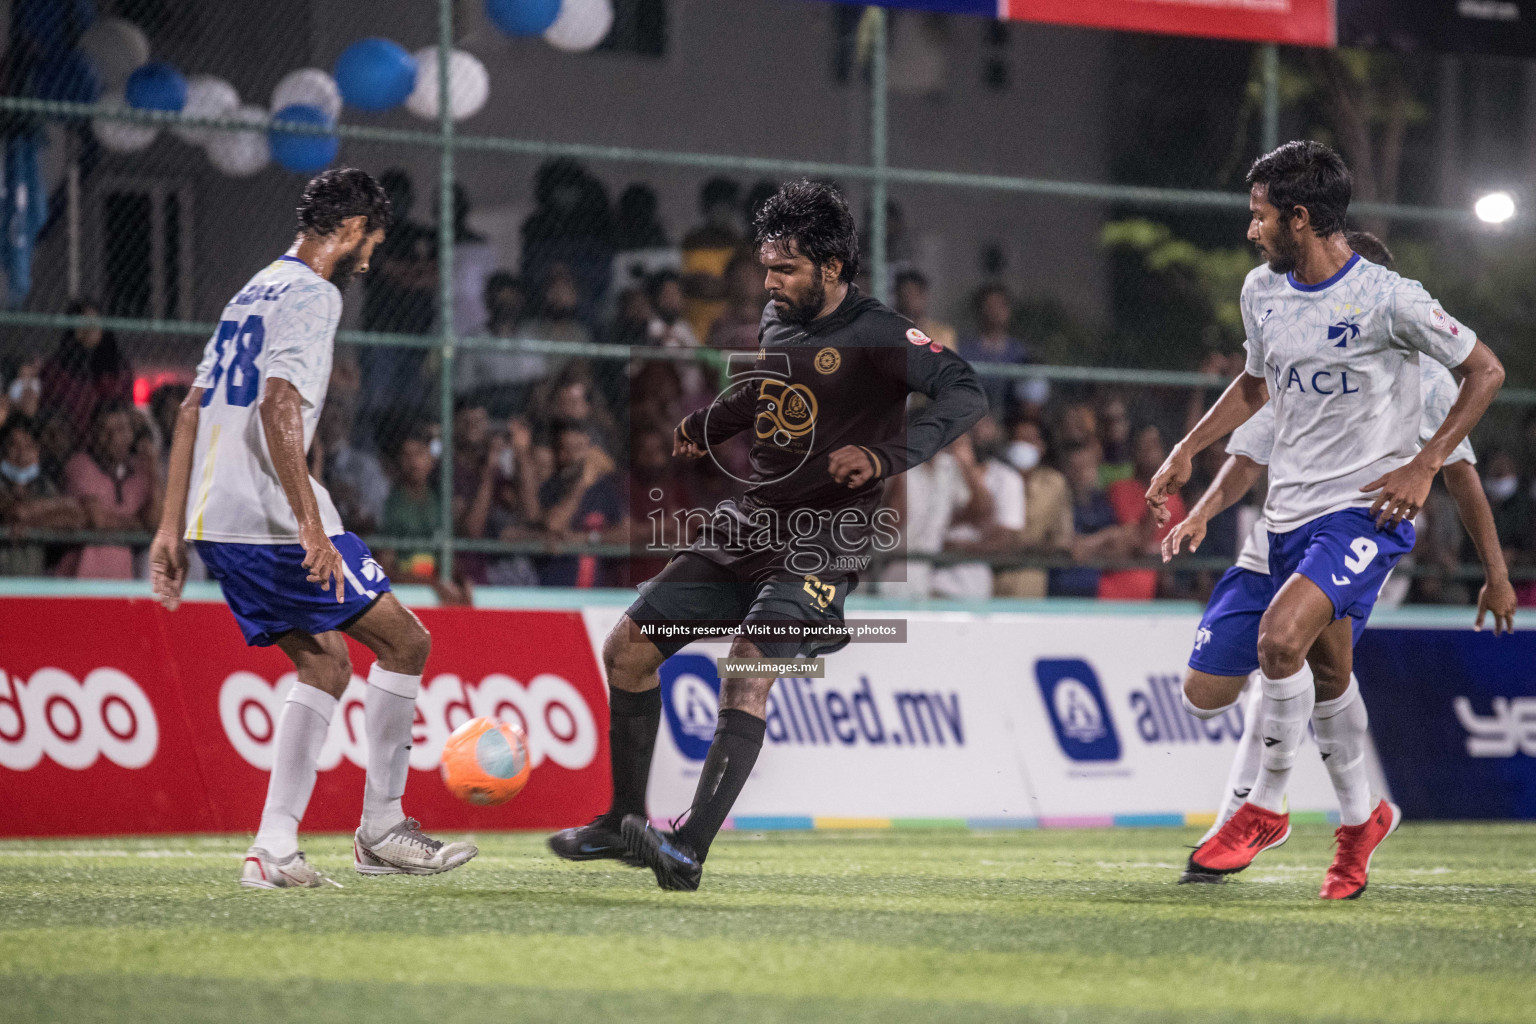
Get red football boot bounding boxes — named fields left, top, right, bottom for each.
left=1187, top=802, right=1291, bottom=875
left=1320, top=799, right=1401, bottom=900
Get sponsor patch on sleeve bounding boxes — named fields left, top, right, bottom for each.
left=906, top=327, right=931, bottom=346
left=1430, top=308, right=1462, bottom=337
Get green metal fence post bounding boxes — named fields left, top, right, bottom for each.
left=1261, top=43, right=1280, bottom=154
left=437, top=0, right=457, bottom=584
left=869, top=6, right=889, bottom=303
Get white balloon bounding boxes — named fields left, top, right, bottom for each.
left=270, top=68, right=342, bottom=123
left=173, top=75, right=240, bottom=145
left=78, top=17, right=151, bottom=92
left=92, top=90, right=158, bottom=154
left=205, top=104, right=270, bottom=177
left=544, top=0, right=614, bottom=52
left=405, top=48, right=489, bottom=122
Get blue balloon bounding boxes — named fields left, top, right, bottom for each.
left=486, top=0, right=562, bottom=36
left=335, top=37, right=417, bottom=112
left=125, top=61, right=186, bottom=112
left=34, top=49, right=102, bottom=104
left=269, top=104, right=339, bottom=173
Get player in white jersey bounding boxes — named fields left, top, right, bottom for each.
left=1165, top=233, right=1515, bottom=897
left=1147, top=142, right=1506, bottom=880
left=147, top=169, right=476, bottom=888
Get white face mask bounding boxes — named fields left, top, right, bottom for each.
left=1, top=461, right=40, bottom=486
left=1486, top=476, right=1519, bottom=502
left=1006, top=441, right=1041, bottom=473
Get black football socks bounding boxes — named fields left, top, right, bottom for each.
left=675, top=708, right=767, bottom=861
left=607, top=685, right=662, bottom=823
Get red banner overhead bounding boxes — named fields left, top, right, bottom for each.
left=1003, top=1, right=1336, bottom=47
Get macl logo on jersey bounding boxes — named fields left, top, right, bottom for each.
left=0, top=667, right=159, bottom=770
left=659, top=654, right=965, bottom=760
left=1035, top=659, right=1120, bottom=762
left=220, top=670, right=598, bottom=773
left=1271, top=362, right=1361, bottom=397
left=1454, top=696, right=1536, bottom=757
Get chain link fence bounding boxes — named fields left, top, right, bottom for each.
left=1, top=0, right=1532, bottom=604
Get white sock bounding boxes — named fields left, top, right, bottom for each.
left=1249, top=664, right=1315, bottom=813
left=361, top=664, right=421, bottom=838
left=1202, top=676, right=1266, bottom=843
left=253, top=683, right=337, bottom=860
left=1313, top=674, right=1372, bottom=826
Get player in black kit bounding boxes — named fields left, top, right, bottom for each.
left=548, top=180, right=987, bottom=890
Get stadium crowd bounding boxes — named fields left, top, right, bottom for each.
left=3, top=163, right=1534, bottom=605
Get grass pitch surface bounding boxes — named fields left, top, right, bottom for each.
left=2, top=824, right=1533, bottom=1023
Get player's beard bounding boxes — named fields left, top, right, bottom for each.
left=328, top=243, right=367, bottom=288
left=772, top=273, right=826, bottom=327
left=1258, top=228, right=1302, bottom=275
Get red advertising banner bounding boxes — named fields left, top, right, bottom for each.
left=0, top=598, right=611, bottom=837
left=1002, top=0, right=1336, bottom=46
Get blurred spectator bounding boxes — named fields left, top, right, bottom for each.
left=61, top=403, right=161, bottom=579
left=455, top=271, right=548, bottom=417
left=452, top=182, right=498, bottom=341
left=996, top=419, right=1073, bottom=598
left=361, top=169, right=438, bottom=446
left=1478, top=450, right=1535, bottom=573
left=379, top=427, right=442, bottom=582
left=681, top=177, right=743, bottom=342
left=0, top=416, right=84, bottom=575
left=1057, top=401, right=1097, bottom=448
left=41, top=299, right=133, bottom=443
left=1096, top=395, right=1134, bottom=486
left=525, top=262, right=593, bottom=346
left=538, top=422, right=627, bottom=587
left=1412, top=479, right=1470, bottom=606
left=536, top=369, right=619, bottom=456
left=877, top=433, right=989, bottom=601
left=147, top=383, right=189, bottom=461
left=521, top=158, right=614, bottom=327
left=1049, top=440, right=1133, bottom=598
left=629, top=360, right=686, bottom=437
left=706, top=252, right=769, bottom=350
left=316, top=398, right=388, bottom=535
left=625, top=424, right=698, bottom=585
left=894, top=270, right=957, bottom=352
left=35, top=413, right=77, bottom=485
left=647, top=269, right=699, bottom=350
left=933, top=414, right=1025, bottom=599
left=458, top=416, right=542, bottom=587
left=1100, top=425, right=1185, bottom=601
left=614, top=183, right=669, bottom=251
left=4, top=355, right=42, bottom=423
left=958, top=284, right=1048, bottom=419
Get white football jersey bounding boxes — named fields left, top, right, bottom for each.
left=1224, top=355, right=1476, bottom=576
left=185, top=255, right=345, bottom=544
left=1241, top=253, right=1477, bottom=534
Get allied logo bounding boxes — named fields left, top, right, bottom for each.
left=659, top=654, right=722, bottom=762
left=814, top=347, right=841, bottom=375
left=1193, top=626, right=1213, bottom=651
left=1035, top=658, right=1120, bottom=762
left=906, top=327, right=931, bottom=346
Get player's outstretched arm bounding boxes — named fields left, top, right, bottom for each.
left=260, top=376, right=344, bottom=603
left=1363, top=341, right=1505, bottom=528
left=1441, top=459, right=1516, bottom=635
left=1147, top=372, right=1268, bottom=526
left=1162, top=453, right=1264, bottom=562
left=149, top=387, right=202, bottom=610
left=675, top=377, right=759, bottom=460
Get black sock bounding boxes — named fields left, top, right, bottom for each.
left=675, top=708, right=766, bottom=860
left=606, top=686, right=661, bottom=824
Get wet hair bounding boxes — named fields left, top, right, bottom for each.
left=1345, top=229, right=1395, bottom=269
left=753, top=179, right=860, bottom=282
left=297, top=168, right=392, bottom=238
left=1246, top=141, right=1351, bottom=237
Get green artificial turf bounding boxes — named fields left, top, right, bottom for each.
left=2, top=824, right=1533, bottom=1023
